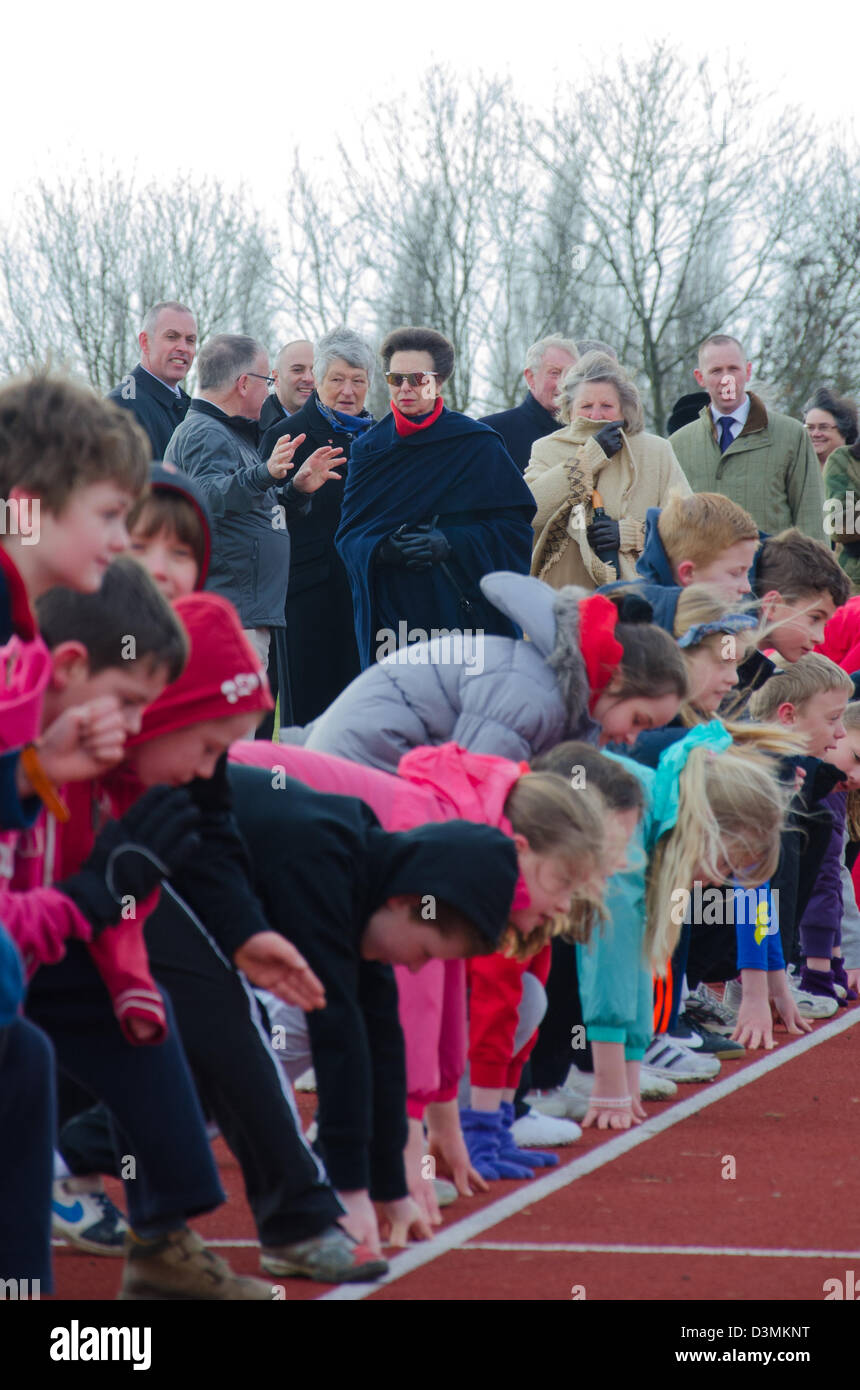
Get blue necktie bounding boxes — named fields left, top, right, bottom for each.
left=718, top=416, right=736, bottom=454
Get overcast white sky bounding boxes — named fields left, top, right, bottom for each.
left=3, top=0, right=856, bottom=221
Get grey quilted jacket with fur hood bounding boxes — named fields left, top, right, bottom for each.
left=299, top=572, right=599, bottom=772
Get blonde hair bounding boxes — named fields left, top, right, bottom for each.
left=500, top=771, right=607, bottom=959
left=646, top=745, right=791, bottom=965
left=556, top=351, right=645, bottom=434
left=843, top=701, right=860, bottom=732
left=673, top=584, right=759, bottom=724
left=658, top=492, right=759, bottom=572
left=748, top=653, right=854, bottom=723
left=673, top=584, right=758, bottom=646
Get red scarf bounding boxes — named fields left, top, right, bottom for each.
left=579, top=594, right=624, bottom=713
left=391, top=396, right=444, bottom=436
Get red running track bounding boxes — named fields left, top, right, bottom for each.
left=50, top=1006, right=860, bottom=1303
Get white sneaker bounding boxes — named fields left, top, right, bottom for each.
left=294, top=1068, right=317, bottom=1092
left=525, top=1085, right=589, bottom=1121
left=564, top=1066, right=595, bottom=1094
left=510, top=1108, right=581, bottom=1146
left=639, top=1066, right=678, bottom=1100
left=642, top=1036, right=721, bottom=1083
left=433, top=1178, right=459, bottom=1206
left=786, top=967, right=839, bottom=1019
left=52, top=1176, right=128, bottom=1256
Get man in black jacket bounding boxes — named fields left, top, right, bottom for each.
left=107, top=301, right=197, bottom=459
left=480, top=334, right=578, bottom=473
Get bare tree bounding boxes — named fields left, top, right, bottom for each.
left=277, top=69, right=562, bottom=414
left=273, top=158, right=372, bottom=343
left=532, top=45, right=816, bottom=429
left=0, top=170, right=281, bottom=391
left=754, top=139, right=860, bottom=415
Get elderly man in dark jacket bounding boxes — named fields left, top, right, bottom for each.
left=259, top=327, right=374, bottom=723
left=480, top=334, right=578, bottom=473
left=108, top=300, right=197, bottom=459
left=165, top=333, right=343, bottom=669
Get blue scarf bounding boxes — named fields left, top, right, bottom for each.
left=315, top=398, right=374, bottom=437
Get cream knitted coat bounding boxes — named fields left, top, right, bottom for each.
left=524, top=417, right=691, bottom=591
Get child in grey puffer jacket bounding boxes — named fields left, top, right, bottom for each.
left=294, top=572, right=687, bottom=773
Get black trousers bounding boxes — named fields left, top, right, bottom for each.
left=529, top=938, right=593, bottom=1088
left=61, top=892, right=342, bottom=1246
left=26, top=943, right=224, bottom=1232
left=0, top=1018, right=55, bottom=1287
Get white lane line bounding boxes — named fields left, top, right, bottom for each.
left=318, top=1007, right=860, bottom=1301
left=461, top=1242, right=860, bottom=1259
left=52, top=1238, right=260, bottom=1249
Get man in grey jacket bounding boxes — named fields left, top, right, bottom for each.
left=165, top=334, right=343, bottom=669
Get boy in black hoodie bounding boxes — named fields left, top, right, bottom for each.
left=226, top=765, right=520, bottom=1260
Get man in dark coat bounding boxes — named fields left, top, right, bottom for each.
left=259, top=382, right=364, bottom=724
left=258, top=339, right=315, bottom=438
left=107, top=300, right=197, bottom=459
left=480, top=334, right=578, bottom=473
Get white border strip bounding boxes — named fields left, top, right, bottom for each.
left=319, top=1007, right=860, bottom=1300
left=463, top=1242, right=860, bottom=1259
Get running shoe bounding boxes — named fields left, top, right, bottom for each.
left=642, top=1036, right=721, bottom=1082
left=831, top=957, right=859, bottom=1001
left=52, top=1176, right=128, bottom=1256
left=525, top=1085, right=589, bottom=1122
left=510, top=1108, right=581, bottom=1146
left=639, top=1066, right=678, bottom=1100
left=786, top=965, right=839, bottom=1019
left=261, top=1226, right=388, bottom=1283
left=434, top=1178, right=459, bottom=1207
left=677, top=1016, right=745, bottom=1061
left=723, top=977, right=743, bottom=1014
left=683, top=981, right=738, bottom=1035
left=121, top=1228, right=274, bottom=1300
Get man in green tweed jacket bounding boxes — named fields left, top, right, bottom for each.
left=671, top=335, right=825, bottom=541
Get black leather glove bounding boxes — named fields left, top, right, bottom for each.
left=594, top=420, right=625, bottom=458
left=377, top=525, right=451, bottom=571
left=60, top=785, right=203, bottom=936
left=415, top=527, right=451, bottom=565
left=586, top=515, right=621, bottom=553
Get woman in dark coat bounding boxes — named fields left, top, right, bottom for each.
left=335, top=326, right=536, bottom=668
left=260, top=327, right=375, bottom=724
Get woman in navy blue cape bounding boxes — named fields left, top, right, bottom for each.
left=335, top=327, right=537, bottom=668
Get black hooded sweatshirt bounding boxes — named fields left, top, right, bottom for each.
left=226, top=765, right=519, bottom=1199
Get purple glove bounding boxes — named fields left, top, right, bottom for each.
left=460, top=1107, right=535, bottom=1180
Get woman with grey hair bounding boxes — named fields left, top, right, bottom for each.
left=803, top=386, right=858, bottom=470
left=259, top=326, right=377, bottom=722
left=524, top=351, right=691, bottom=591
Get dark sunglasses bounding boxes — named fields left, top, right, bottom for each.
left=385, top=371, right=438, bottom=388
